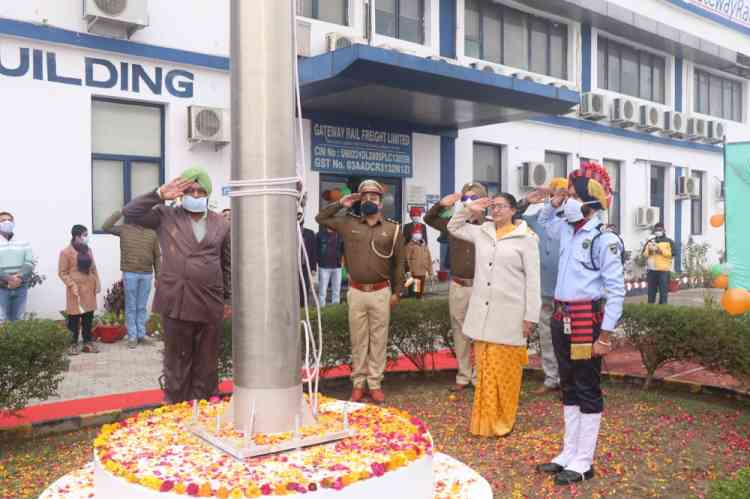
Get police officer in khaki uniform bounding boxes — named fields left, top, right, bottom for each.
left=315, top=180, right=405, bottom=404
left=424, top=182, right=487, bottom=391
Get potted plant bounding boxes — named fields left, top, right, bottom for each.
left=95, top=280, right=126, bottom=342
left=668, top=272, right=681, bottom=292
left=96, top=312, right=126, bottom=343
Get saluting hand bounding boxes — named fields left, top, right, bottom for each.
left=525, top=189, right=549, bottom=205
left=340, top=193, right=361, bottom=208
left=439, top=192, right=461, bottom=207
left=467, top=197, right=492, bottom=214
left=159, top=177, right=193, bottom=201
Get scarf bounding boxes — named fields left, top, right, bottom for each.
left=72, top=241, right=93, bottom=274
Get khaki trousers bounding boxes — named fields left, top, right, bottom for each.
left=449, top=281, right=476, bottom=386
left=348, top=287, right=391, bottom=390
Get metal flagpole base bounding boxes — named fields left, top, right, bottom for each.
left=187, top=395, right=356, bottom=460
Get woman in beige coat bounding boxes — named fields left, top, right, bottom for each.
left=448, top=192, right=541, bottom=437
left=59, top=224, right=101, bottom=355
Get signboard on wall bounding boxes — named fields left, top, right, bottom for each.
left=678, top=0, right=750, bottom=30
left=311, top=120, right=413, bottom=178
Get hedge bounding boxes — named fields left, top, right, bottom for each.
left=708, top=468, right=750, bottom=499
left=620, top=304, right=750, bottom=389
left=0, top=319, right=70, bottom=414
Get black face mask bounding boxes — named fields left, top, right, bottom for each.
left=361, top=201, right=379, bottom=216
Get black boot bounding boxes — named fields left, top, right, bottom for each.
left=554, top=468, right=595, bottom=485
left=536, top=463, right=564, bottom=474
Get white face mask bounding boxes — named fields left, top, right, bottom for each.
left=0, top=221, right=14, bottom=234
left=562, top=198, right=597, bottom=224
left=182, top=195, right=208, bottom=213
left=411, top=216, right=421, bottom=224
left=79, top=236, right=89, bottom=245
left=412, top=233, right=423, bottom=242
left=654, top=230, right=665, bottom=238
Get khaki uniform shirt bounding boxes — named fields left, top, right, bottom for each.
left=424, top=203, right=477, bottom=279
left=315, top=202, right=405, bottom=294
left=405, top=242, right=433, bottom=277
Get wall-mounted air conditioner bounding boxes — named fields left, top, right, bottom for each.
left=188, top=106, right=230, bottom=145
left=635, top=206, right=660, bottom=227
left=427, top=55, right=452, bottom=64
left=83, top=0, right=149, bottom=38
left=519, top=162, right=553, bottom=189
left=376, top=44, right=417, bottom=56
left=327, top=33, right=366, bottom=51
left=663, top=111, right=686, bottom=138
left=686, top=117, right=708, bottom=140
left=638, top=104, right=662, bottom=132
left=580, top=92, right=608, bottom=120
left=676, top=176, right=700, bottom=198
left=512, top=71, right=537, bottom=82
left=611, top=98, right=638, bottom=127
left=469, top=62, right=497, bottom=74
left=707, top=120, right=726, bottom=144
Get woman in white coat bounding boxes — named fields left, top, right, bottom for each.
left=448, top=192, right=541, bottom=437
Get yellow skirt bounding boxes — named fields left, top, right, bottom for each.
left=470, top=341, right=528, bottom=437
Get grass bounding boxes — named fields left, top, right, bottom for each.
left=2, top=372, right=750, bottom=498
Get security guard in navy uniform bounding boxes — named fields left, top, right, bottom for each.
left=315, top=180, right=405, bottom=404
left=529, top=161, right=625, bottom=486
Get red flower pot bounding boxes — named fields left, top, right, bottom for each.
left=96, top=325, right=126, bottom=343
left=668, top=280, right=680, bottom=292
left=437, top=271, right=449, bottom=282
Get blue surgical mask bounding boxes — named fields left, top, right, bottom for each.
left=182, top=195, right=208, bottom=213
left=0, top=221, right=14, bottom=234
left=361, top=201, right=379, bottom=216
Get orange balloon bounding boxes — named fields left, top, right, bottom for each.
left=721, top=288, right=750, bottom=316
left=710, top=213, right=725, bottom=228
left=713, top=274, right=729, bottom=289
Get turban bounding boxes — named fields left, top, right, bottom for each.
left=548, top=177, right=569, bottom=191
left=181, top=167, right=213, bottom=196
left=569, top=161, right=612, bottom=210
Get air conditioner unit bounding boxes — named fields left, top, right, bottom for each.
left=676, top=176, right=700, bottom=197
left=83, top=0, right=148, bottom=38
left=635, top=206, right=660, bottom=227
left=376, top=44, right=417, bottom=56
left=469, top=62, right=497, bottom=74
left=188, top=106, right=230, bottom=144
left=512, top=71, right=536, bottom=82
left=611, top=98, right=638, bottom=127
left=663, top=111, right=686, bottom=138
left=686, top=117, right=708, bottom=140
left=707, top=120, right=726, bottom=144
left=519, top=162, right=553, bottom=189
left=638, top=104, right=662, bottom=132
left=326, top=33, right=365, bottom=52
left=580, top=92, right=608, bottom=120
left=427, top=55, right=451, bottom=64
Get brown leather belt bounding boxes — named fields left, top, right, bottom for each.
left=350, top=280, right=390, bottom=292
left=452, top=276, right=474, bottom=287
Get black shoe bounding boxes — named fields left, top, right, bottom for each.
left=554, top=468, right=595, bottom=485
left=536, top=463, right=564, bottom=474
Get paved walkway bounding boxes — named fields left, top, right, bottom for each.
left=35, top=287, right=725, bottom=405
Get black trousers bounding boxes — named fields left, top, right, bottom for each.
left=162, top=316, right=220, bottom=404
left=68, top=311, right=94, bottom=344
left=647, top=270, right=670, bottom=304
left=299, top=267, right=311, bottom=307
left=551, top=318, right=603, bottom=414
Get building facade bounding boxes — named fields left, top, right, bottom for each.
left=1, top=0, right=745, bottom=317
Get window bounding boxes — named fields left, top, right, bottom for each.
left=91, top=99, right=164, bottom=232
left=603, top=159, right=621, bottom=231
left=376, top=0, right=424, bottom=44
left=694, top=69, right=742, bottom=121
left=463, top=0, right=567, bottom=79
left=598, top=37, right=666, bottom=103
left=300, top=0, right=347, bottom=25
left=650, top=165, right=666, bottom=225
left=473, top=143, right=502, bottom=197
left=545, top=151, right=567, bottom=178
left=691, top=171, right=704, bottom=235
left=319, top=174, right=403, bottom=222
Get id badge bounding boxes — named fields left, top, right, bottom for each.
left=563, top=316, right=572, bottom=336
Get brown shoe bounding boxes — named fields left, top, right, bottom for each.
left=350, top=388, right=365, bottom=402
left=370, top=389, right=385, bottom=404
left=450, top=383, right=470, bottom=392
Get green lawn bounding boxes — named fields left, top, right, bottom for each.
left=2, top=372, right=750, bottom=498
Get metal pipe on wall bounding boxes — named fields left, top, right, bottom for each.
left=229, top=0, right=308, bottom=434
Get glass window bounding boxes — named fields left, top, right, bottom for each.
left=598, top=36, right=666, bottom=103
left=694, top=69, right=742, bottom=121
left=603, top=159, right=621, bottom=231
left=691, top=171, right=703, bottom=235
left=545, top=151, right=567, bottom=178
left=465, top=2, right=567, bottom=79
left=320, top=174, right=402, bottom=222
left=300, top=0, right=347, bottom=25
left=91, top=99, right=164, bottom=232
left=473, top=143, right=502, bottom=197
left=376, top=0, right=423, bottom=44
left=503, top=7, right=527, bottom=70
left=650, top=165, right=665, bottom=225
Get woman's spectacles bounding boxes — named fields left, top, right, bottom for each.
left=491, top=204, right=512, bottom=211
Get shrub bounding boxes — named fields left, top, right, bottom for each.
left=708, top=468, right=750, bottom=499
left=218, top=298, right=453, bottom=378
left=621, top=304, right=750, bottom=389
left=103, top=280, right=126, bottom=324
left=0, top=319, right=70, bottom=415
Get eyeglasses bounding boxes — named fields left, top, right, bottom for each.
left=461, top=194, right=480, bottom=202
left=491, top=204, right=512, bottom=211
